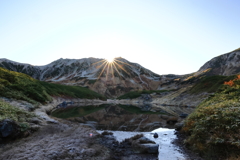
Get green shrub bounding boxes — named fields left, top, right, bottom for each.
left=183, top=75, right=240, bottom=158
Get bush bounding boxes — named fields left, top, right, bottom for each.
left=183, top=75, right=240, bottom=159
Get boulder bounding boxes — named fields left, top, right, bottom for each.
left=30, top=124, right=40, bottom=131
left=131, top=136, right=159, bottom=154
left=174, top=121, right=184, bottom=131
left=153, top=133, right=158, bottom=138
left=140, top=143, right=159, bottom=154
left=0, top=119, right=19, bottom=138
left=138, top=136, right=155, bottom=144
left=29, top=117, right=43, bottom=124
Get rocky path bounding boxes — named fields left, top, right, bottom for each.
left=0, top=121, right=111, bottom=160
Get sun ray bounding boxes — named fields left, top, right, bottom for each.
left=92, top=59, right=107, bottom=66
left=106, top=61, right=111, bottom=81
left=110, top=63, right=115, bottom=78
left=114, top=59, right=136, bottom=68
left=113, top=61, right=131, bottom=76
left=112, top=62, right=127, bottom=87
left=94, top=60, right=108, bottom=69
left=91, top=58, right=136, bottom=83
left=97, top=61, right=108, bottom=79
left=112, top=62, right=122, bottom=78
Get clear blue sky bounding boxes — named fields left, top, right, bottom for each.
left=1, top=0, right=240, bottom=75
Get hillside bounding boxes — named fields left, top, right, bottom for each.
left=0, top=67, right=106, bottom=104
left=198, top=50, right=240, bottom=76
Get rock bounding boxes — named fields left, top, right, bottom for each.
left=141, top=143, right=159, bottom=154
left=138, top=137, right=155, bottom=144
left=81, top=123, right=96, bottom=129
left=29, top=117, right=43, bottom=124
left=153, top=133, right=158, bottom=138
left=166, top=116, right=178, bottom=124
left=161, top=115, right=169, bottom=120
left=35, top=111, right=58, bottom=124
left=179, top=113, right=188, bottom=118
left=82, top=148, right=97, bottom=156
left=0, top=119, right=18, bottom=138
left=101, top=131, right=113, bottom=135
left=175, top=122, right=184, bottom=131
left=131, top=136, right=158, bottom=154
left=30, top=124, right=40, bottom=131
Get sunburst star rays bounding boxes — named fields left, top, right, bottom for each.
left=92, top=58, right=136, bottom=83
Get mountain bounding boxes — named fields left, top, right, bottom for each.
left=0, top=57, right=180, bottom=98
left=198, top=48, right=240, bottom=76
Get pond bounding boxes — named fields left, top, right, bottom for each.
left=51, top=104, right=194, bottom=131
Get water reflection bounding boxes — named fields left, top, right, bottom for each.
left=52, top=104, right=195, bottom=132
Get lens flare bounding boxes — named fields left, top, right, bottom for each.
left=92, top=58, right=136, bottom=82
left=105, top=57, right=115, bottom=63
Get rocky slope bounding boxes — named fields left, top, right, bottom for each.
left=198, top=49, right=240, bottom=76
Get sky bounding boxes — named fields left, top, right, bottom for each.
left=1, top=0, right=240, bottom=75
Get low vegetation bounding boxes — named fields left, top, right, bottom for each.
left=0, top=100, right=35, bottom=122
left=0, top=67, right=106, bottom=105
left=183, top=75, right=240, bottom=159
left=117, top=90, right=168, bottom=99
left=189, top=75, right=235, bottom=94
left=0, top=100, right=35, bottom=131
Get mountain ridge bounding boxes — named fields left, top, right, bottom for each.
left=0, top=57, right=178, bottom=98
left=2, top=48, right=240, bottom=98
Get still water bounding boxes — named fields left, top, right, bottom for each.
left=52, top=104, right=194, bottom=131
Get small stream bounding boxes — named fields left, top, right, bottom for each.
left=52, top=104, right=193, bottom=159
left=97, top=128, right=186, bottom=160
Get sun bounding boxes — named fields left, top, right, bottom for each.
left=105, top=57, right=115, bottom=63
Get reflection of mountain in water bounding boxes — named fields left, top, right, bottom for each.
left=52, top=104, right=195, bottom=131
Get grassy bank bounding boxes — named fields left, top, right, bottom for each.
left=117, top=90, right=168, bottom=99
left=0, top=100, right=35, bottom=132
left=0, top=67, right=106, bottom=105
left=183, top=75, right=240, bottom=159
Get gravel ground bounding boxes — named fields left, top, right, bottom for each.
left=0, top=121, right=111, bottom=160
